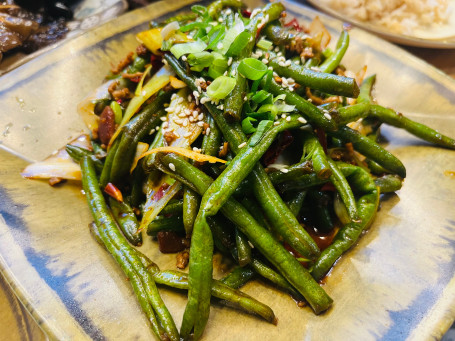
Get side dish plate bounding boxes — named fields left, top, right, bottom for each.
left=1, top=0, right=455, bottom=339
left=306, top=0, right=455, bottom=48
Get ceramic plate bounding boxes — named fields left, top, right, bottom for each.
left=1, top=0, right=455, bottom=339
left=306, top=0, right=455, bottom=48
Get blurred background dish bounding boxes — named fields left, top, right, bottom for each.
left=305, top=0, right=455, bottom=48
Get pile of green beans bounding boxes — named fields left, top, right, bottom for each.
left=63, top=1, right=455, bottom=339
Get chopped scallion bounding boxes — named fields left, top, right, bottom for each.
left=170, top=40, right=207, bottom=59
left=238, top=58, right=268, bottom=80
left=242, top=117, right=257, bottom=134
left=257, top=38, right=273, bottom=51
left=206, top=75, right=236, bottom=99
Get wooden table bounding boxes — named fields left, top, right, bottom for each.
left=0, top=41, right=453, bottom=341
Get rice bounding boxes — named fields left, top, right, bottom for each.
left=321, top=0, right=450, bottom=35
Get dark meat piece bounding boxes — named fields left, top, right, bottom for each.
left=111, top=51, right=134, bottom=74
left=157, top=231, right=186, bottom=254
left=0, top=13, right=39, bottom=53
left=98, top=106, right=116, bottom=145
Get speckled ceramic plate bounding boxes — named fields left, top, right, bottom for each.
left=306, top=0, right=455, bottom=48
left=1, top=0, right=455, bottom=340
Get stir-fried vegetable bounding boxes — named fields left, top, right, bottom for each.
left=22, top=1, right=455, bottom=340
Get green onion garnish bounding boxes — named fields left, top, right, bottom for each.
left=170, top=40, right=207, bottom=59
left=206, top=75, right=236, bottom=99
left=238, top=58, right=268, bottom=80
left=226, top=31, right=252, bottom=57
left=242, top=116, right=257, bottom=134
left=206, top=25, right=226, bottom=50
left=187, top=51, right=214, bottom=71
left=257, top=38, right=273, bottom=51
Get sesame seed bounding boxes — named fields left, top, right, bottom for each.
left=197, top=85, right=202, bottom=93
left=274, top=121, right=280, bottom=126
left=244, top=96, right=248, bottom=101
left=197, top=121, right=204, bottom=127
left=228, top=57, right=233, bottom=66
left=193, top=91, right=199, bottom=98
left=162, top=59, right=168, bottom=66
left=188, top=95, right=192, bottom=102
left=181, top=55, right=187, bottom=61
left=274, top=46, right=280, bottom=52
left=200, top=97, right=209, bottom=104
left=281, top=114, right=286, bottom=119
left=277, top=52, right=283, bottom=57
left=177, top=98, right=184, bottom=104
left=284, top=60, right=292, bottom=66
left=206, top=127, right=211, bottom=135
left=268, top=66, right=273, bottom=70
left=198, top=114, right=204, bottom=120
left=238, top=142, right=247, bottom=149
left=307, top=98, right=313, bottom=103
left=286, top=116, right=291, bottom=122
left=149, top=128, right=155, bottom=135
left=174, top=132, right=180, bottom=138
left=174, top=118, right=183, bottom=124
left=217, top=42, right=223, bottom=49
left=169, top=163, right=176, bottom=171
left=324, top=113, right=332, bottom=120
left=262, top=58, right=269, bottom=64
left=178, top=112, right=186, bottom=118
left=298, top=117, right=307, bottom=124
left=280, top=168, right=289, bottom=173
left=184, top=132, right=192, bottom=138
left=189, top=116, right=195, bottom=122
left=160, top=117, right=167, bottom=122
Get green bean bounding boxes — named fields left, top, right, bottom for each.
left=99, top=138, right=120, bottom=189
left=201, top=114, right=221, bottom=156
left=308, top=190, right=334, bottom=232
left=266, top=78, right=338, bottom=131
left=327, top=158, right=358, bottom=221
left=301, top=131, right=332, bottom=180
left=329, top=126, right=406, bottom=178
left=183, top=186, right=200, bottom=236
left=336, top=103, right=370, bottom=125
left=250, top=258, right=302, bottom=299
left=207, top=0, right=244, bottom=19
left=266, top=160, right=313, bottom=185
left=268, top=52, right=359, bottom=98
left=147, top=215, right=184, bottom=236
left=162, top=13, right=197, bottom=25
left=318, top=30, right=349, bottom=73
left=207, top=215, right=235, bottom=255
left=286, top=191, right=307, bottom=217
left=278, top=173, right=327, bottom=192
left=357, top=74, right=376, bottom=104
left=224, top=61, right=247, bottom=121
left=165, top=53, right=320, bottom=259
left=159, top=154, right=332, bottom=314
left=370, top=104, right=455, bottom=149
left=80, top=157, right=179, bottom=341
left=128, top=161, right=146, bottom=208
left=264, top=22, right=295, bottom=45
left=109, top=197, right=142, bottom=246
left=110, top=91, right=171, bottom=183
left=335, top=162, right=377, bottom=194
left=240, top=197, right=273, bottom=232
left=156, top=270, right=276, bottom=324
left=221, top=266, right=255, bottom=289
left=235, top=229, right=252, bottom=267
left=65, top=145, right=103, bottom=172
left=161, top=199, right=184, bottom=215
left=374, top=174, right=403, bottom=193
left=312, top=189, right=380, bottom=281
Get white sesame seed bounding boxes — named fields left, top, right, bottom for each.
left=225, top=8, right=232, bottom=15
left=155, top=126, right=160, bottom=130
left=162, top=59, right=168, bottom=66
left=200, top=97, right=209, bottom=104
left=262, top=58, right=269, bottom=64
left=177, top=98, right=184, bottom=104
left=178, top=112, right=186, bottom=118
left=174, top=118, right=183, bottom=124
left=217, top=42, right=223, bottom=49
left=277, top=52, right=283, bottom=57
left=188, top=95, right=192, bottom=102
left=268, top=66, right=273, bottom=70
left=274, top=121, right=280, bottom=126
left=160, top=117, right=167, bottom=122
left=244, top=96, right=248, bottom=101
left=149, top=128, right=155, bottom=135
left=184, top=132, right=192, bottom=138
left=198, top=113, right=204, bottom=120
left=189, top=116, right=195, bottom=122
left=197, top=121, right=204, bottom=127
left=284, top=60, right=292, bottom=66
left=238, top=142, right=247, bottom=149
left=324, top=113, right=332, bottom=120
left=281, top=113, right=286, bottom=119
left=183, top=119, right=189, bottom=126
left=197, top=85, right=202, bottom=93
left=169, top=163, right=176, bottom=171
left=294, top=60, right=300, bottom=65
left=174, top=132, right=180, bottom=138
left=280, top=168, right=289, bottom=173
left=274, top=46, right=280, bottom=52
left=286, top=116, right=291, bottom=122
left=206, top=127, right=211, bottom=135
left=273, top=72, right=278, bottom=77
left=228, top=57, right=233, bottom=66
left=181, top=55, right=187, bottom=61
left=193, top=91, right=199, bottom=98
left=307, top=98, right=313, bottom=103
left=298, top=117, right=307, bottom=124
